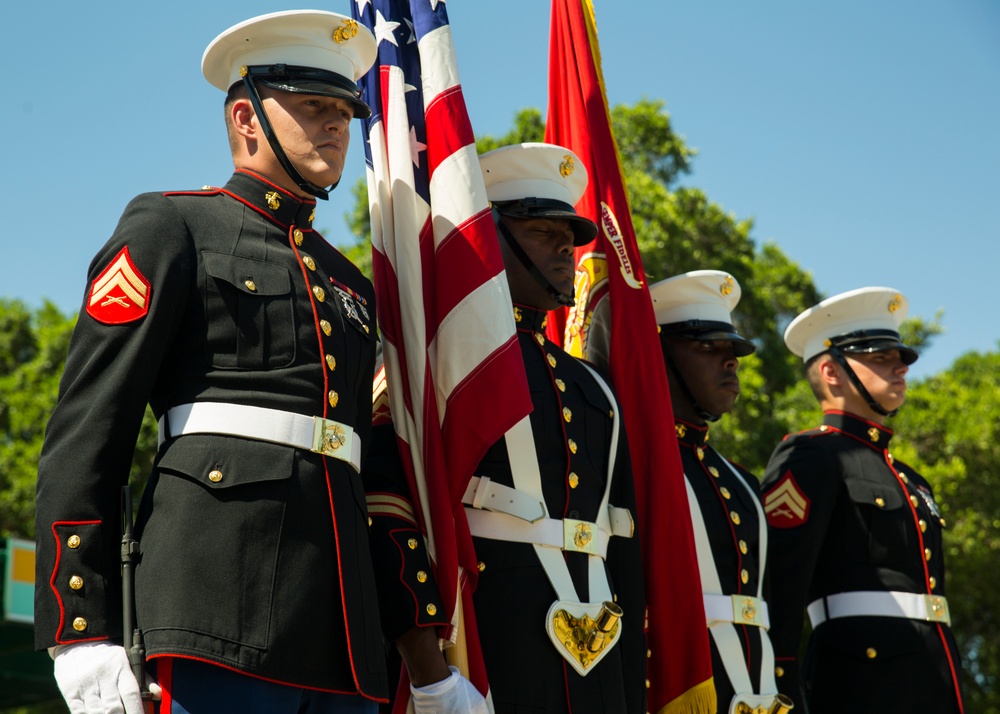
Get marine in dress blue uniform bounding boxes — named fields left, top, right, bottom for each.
left=34, top=11, right=390, bottom=713
left=650, top=271, right=792, bottom=714
left=363, top=144, right=647, bottom=714
left=761, top=288, right=965, bottom=713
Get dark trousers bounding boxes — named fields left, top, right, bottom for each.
left=156, top=658, right=379, bottom=714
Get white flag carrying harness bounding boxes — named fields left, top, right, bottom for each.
left=685, top=456, right=783, bottom=714
left=464, top=363, right=632, bottom=676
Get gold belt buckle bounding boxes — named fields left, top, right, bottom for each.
left=924, top=594, right=951, bottom=626
left=731, top=594, right=764, bottom=627
left=563, top=518, right=600, bottom=555
left=312, top=417, right=350, bottom=457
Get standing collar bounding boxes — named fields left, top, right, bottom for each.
left=222, top=169, right=317, bottom=229
left=822, top=410, right=893, bottom=450
left=674, top=418, right=709, bottom=447
left=512, top=303, right=550, bottom=334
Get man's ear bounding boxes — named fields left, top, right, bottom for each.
left=230, top=98, right=257, bottom=141
left=817, top=356, right=843, bottom=388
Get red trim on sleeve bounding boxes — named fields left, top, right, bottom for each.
left=49, top=520, right=105, bottom=645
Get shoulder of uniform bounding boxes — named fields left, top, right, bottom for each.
left=726, top=458, right=757, bottom=482
left=162, top=185, right=224, bottom=198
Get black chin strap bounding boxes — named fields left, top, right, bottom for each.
left=494, top=210, right=575, bottom=307
left=242, top=74, right=337, bottom=200
left=829, top=347, right=897, bottom=417
left=663, top=348, right=721, bottom=423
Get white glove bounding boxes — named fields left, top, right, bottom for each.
left=52, top=642, right=145, bottom=714
left=411, top=666, right=489, bottom=714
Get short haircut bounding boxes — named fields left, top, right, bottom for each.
left=223, top=83, right=248, bottom=153
left=804, top=353, right=827, bottom=400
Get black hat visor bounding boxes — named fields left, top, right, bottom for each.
left=834, top=330, right=919, bottom=365
left=493, top=198, right=597, bottom=246
left=248, top=64, right=372, bottom=119
left=661, top=320, right=756, bottom=357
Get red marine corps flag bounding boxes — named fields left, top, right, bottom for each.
left=545, top=1, right=717, bottom=712
left=352, top=0, right=532, bottom=703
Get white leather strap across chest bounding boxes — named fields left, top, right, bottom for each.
left=684, top=453, right=778, bottom=706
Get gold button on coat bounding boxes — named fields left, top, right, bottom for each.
left=477, top=562, right=486, bottom=572
left=547, top=354, right=557, bottom=368
left=910, top=495, right=920, bottom=508
left=313, top=286, right=326, bottom=302
left=417, top=571, right=428, bottom=583
left=741, top=569, right=749, bottom=584
left=67, top=535, right=81, bottom=549
left=320, top=319, right=332, bottom=336
left=925, top=548, right=932, bottom=561
left=208, top=469, right=223, bottom=482
left=919, top=519, right=927, bottom=533
left=720, top=487, right=731, bottom=500
left=562, top=407, right=572, bottom=423
left=929, top=576, right=937, bottom=590
left=244, top=279, right=256, bottom=292
left=696, top=447, right=704, bottom=461
left=866, top=647, right=877, bottom=659
left=69, top=575, right=84, bottom=590
left=568, top=473, right=579, bottom=489
left=739, top=540, right=748, bottom=555
left=708, top=466, right=720, bottom=478
left=303, top=255, right=316, bottom=271
left=568, top=439, right=577, bottom=454
left=326, top=355, right=337, bottom=371
left=426, top=604, right=437, bottom=616
left=408, top=538, right=418, bottom=550
left=775, top=666, right=785, bottom=678
left=73, top=617, right=88, bottom=632
left=293, top=229, right=304, bottom=245
left=534, top=333, right=545, bottom=345
left=555, top=379, right=566, bottom=392
left=875, top=497, right=885, bottom=508
left=730, top=511, right=741, bottom=525
left=328, top=390, right=339, bottom=408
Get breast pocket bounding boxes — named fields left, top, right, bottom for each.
left=203, top=252, right=295, bottom=370
left=844, top=477, right=908, bottom=566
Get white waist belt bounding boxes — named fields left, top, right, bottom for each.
left=158, top=402, right=362, bottom=473
left=808, top=591, right=951, bottom=628
left=463, top=476, right=546, bottom=523
left=465, top=506, right=633, bottom=558
left=704, top=593, right=770, bottom=629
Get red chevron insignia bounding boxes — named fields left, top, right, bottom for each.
left=764, top=471, right=811, bottom=528
left=86, top=246, right=151, bottom=325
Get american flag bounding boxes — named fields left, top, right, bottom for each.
left=351, top=0, right=532, bottom=698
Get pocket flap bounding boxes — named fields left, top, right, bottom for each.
left=156, top=434, right=295, bottom=489
left=203, top=252, right=291, bottom=296
left=844, top=478, right=904, bottom=510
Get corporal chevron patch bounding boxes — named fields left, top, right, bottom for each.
left=372, top=363, right=392, bottom=426
left=86, top=246, right=151, bottom=324
left=764, top=471, right=811, bottom=528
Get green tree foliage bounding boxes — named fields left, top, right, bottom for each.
left=889, top=348, right=1000, bottom=712
left=0, top=300, right=75, bottom=538
left=0, top=300, right=156, bottom=540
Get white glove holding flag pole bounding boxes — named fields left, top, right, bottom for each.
left=411, top=666, right=489, bottom=714
left=51, top=642, right=145, bottom=714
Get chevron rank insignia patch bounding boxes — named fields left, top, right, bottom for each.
left=372, top=363, right=392, bottom=426
left=764, top=471, right=811, bottom=528
left=86, top=246, right=151, bottom=324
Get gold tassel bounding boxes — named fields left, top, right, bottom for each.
left=656, top=678, right=717, bottom=714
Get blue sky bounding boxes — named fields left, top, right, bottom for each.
left=3, top=0, right=997, bottom=379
